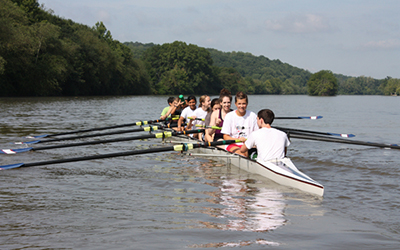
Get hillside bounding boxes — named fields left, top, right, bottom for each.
left=125, top=42, right=311, bottom=94
left=1, top=0, right=398, bottom=97
left=125, top=42, right=399, bottom=95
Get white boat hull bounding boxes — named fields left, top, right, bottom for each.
left=167, top=134, right=324, bottom=197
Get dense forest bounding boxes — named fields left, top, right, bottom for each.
left=1, top=0, right=150, bottom=96
left=1, top=0, right=399, bottom=97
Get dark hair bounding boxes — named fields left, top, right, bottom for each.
left=211, top=98, right=220, bottom=108
left=186, top=95, right=197, bottom=103
left=167, top=97, right=175, bottom=104
left=257, top=109, right=275, bottom=125
left=219, top=88, right=232, bottom=102
left=235, top=91, right=248, bottom=104
left=209, top=98, right=220, bottom=113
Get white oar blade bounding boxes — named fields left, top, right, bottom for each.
left=1, top=148, right=33, bottom=154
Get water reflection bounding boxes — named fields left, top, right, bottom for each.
left=202, top=178, right=286, bottom=232
left=184, top=160, right=286, bottom=247
left=188, top=239, right=280, bottom=248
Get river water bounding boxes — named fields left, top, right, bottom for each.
left=0, top=95, right=399, bottom=249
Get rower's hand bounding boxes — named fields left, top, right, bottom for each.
left=239, top=137, right=247, bottom=143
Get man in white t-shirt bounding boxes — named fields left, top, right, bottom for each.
left=221, top=91, right=258, bottom=156
left=240, top=109, right=290, bottom=161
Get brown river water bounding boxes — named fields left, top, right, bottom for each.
left=0, top=95, right=399, bottom=249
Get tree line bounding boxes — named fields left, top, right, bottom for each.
left=1, top=0, right=150, bottom=96
left=1, top=0, right=399, bottom=97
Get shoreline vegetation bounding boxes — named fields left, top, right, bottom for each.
left=1, top=0, right=399, bottom=97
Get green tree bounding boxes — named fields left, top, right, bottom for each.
left=1, top=0, right=150, bottom=96
left=214, top=67, right=245, bottom=94
left=307, top=70, right=338, bottom=96
left=382, top=78, right=400, bottom=95
left=142, top=41, right=217, bottom=94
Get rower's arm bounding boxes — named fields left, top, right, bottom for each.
left=186, top=118, right=194, bottom=130
left=177, top=116, right=185, bottom=131
left=239, top=143, right=249, bottom=154
left=205, top=111, right=218, bottom=142
left=160, top=106, right=174, bottom=120
left=223, top=134, right=236, bottom=141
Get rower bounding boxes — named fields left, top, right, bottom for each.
left=204, top=98, right=221, bottom=126
left=160, top=97, right=184, bottom=120
left=177, top=95, right=197, bottom=131
left=160, top=97, right=175, bottom=120
left=188, top=95, right=211, bottom=140
left=239, top=109, right=290, bottom=161
left=205, top=89, right=232, bottom=142
left=220, top=91, right=258, bottom=156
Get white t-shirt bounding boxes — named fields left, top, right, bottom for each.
left=192, top=107, right=209, bottom=127
left=244, top=127, right=290, bottom=161
left=221, top=110, right=258, bottom=139
left=180, top=106, right=196, bottom=124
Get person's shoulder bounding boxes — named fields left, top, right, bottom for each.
left=192, top=107, right=200, bottom=114
left=161, top=106, right=169, bottom=112
left=243, top=110, right=257, bottom=119
left=272, top=127, right=288, bottom=136
left=211, top=109, right=219, bottom=117
left=181, top=106, right=190, bottom=114
left=183, top=106, right=192, bottom=112
left=249, top=111, right=257, bottom=117
left=224, top=110, right=236, bottom=119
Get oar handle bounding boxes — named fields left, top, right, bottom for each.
left=188, top=117, right=205, bottom=121
left=195, top=124, right=222, bottom=130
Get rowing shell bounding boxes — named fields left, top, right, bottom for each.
left=166, top=132, right=324, bottom=197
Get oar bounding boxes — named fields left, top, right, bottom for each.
left=195, top=124, right=222, bottom=129
left=25, top=117, right=178, bottom=139
left=275, top=116, right=323, bottom=119
left=289, top=133, right=400, bottom=150
left=273, top=126, right=355, bottom=138
left=14, top=124, right=177, bottom=145
left=188, top=117, right=205, bottom=121
left=190, top=116, right=323, bottom=120
left=1, top=129, right=205, bottom=154
left=0, top=139, right=241, bottom=170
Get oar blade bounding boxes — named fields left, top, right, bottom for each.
left=1, top=148, right=33, bottom=154
left=299, top=116, right=323, bottom=119
left=14, top=140, right=41, bottom=145
left=0, top=163, right=24, bottom=170
left=25, top=134, right=49, bottom=139
left=275, top=116, right=323, bottom=119
left=329, top=133, right=356, bottom=138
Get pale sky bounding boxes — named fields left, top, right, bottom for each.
left=39, top=0, right=400, bottom=79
